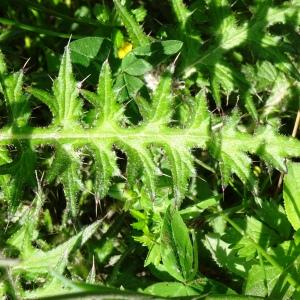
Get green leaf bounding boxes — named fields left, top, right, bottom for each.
left=113, top=0, right=149, bottom=47
left=0, top=49, right=7, bottom=74
left=255, top=200, right=291, bottom=239
left=121, top=52, right=152, bottom=76
left=13, top=220, right=101, bottom=276
left=28, top=88, right=58, bottom=120
left=144, top=282, right=199, bottom=297
left=90, top=143, right=119, bottom=199
left=169, top=0, right=191, bottom=29
left=0, top=145, right=36, bottom=212
left=0, top=51, right=30, bottom=127
left=160, top=40, right=183, bottom=55
left=223, top=217, right=280, bottom=261
left=123, top=73, right=144, bottom=97
left=186, top=90, right=210, bottom=133
left=160, top=206, right=195, bottom=282
left=121, top=142, right=158, bottom=199
left=52, top=46, right=82, bottom=127
left=147, top=72, right=172, bottom=125
left=7, top=188, right=45, bottom=259
left=204, top=233, right=252, bottom=278
left=133, top=40, right=183, bottom=56
left=47, top=144, right=82, bottom=219
left=163, top=144, right=194, bottom=205
left=82, top=61, right=123, bottom=125
left=70, top=37, right=104, bottom=67
left=245, top=265, right=294, bottom=299
left=211, top=115, right=300, bottom=190
left=284, top=162, right=300, bottom=231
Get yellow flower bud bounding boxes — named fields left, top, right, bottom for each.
left=118, top=42, right=133, bottom=59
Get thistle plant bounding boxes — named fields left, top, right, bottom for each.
left=1, top=47, right=299, bottom=218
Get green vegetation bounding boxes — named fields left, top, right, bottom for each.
left=0, top=0, right=300, bottom=299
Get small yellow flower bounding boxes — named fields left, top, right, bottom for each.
left=118, top=42, right=133, bottom=59
left=253, top=165, right=261, bottom=177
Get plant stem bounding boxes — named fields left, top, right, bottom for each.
left=0, top=126, right=210, bottom=147
left=0, top=17, right=85, bottom=39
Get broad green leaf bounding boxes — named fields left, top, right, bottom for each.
left=70, top=37, right=104, bottom=67
left=160, top=206, right=195, bottom=282
left=204, top=233, right=252, bottom=278
left=133, top=40, right=183, bottom=56
left=121, top=52, right=152, bottom=76
left=114, top=73, right=144, bottom=101
left=123, top=73, right=144, bottom=97
left=255, top=200, right=291, bottom=239
left=144, top=282, right=199, bottom=297
left=180, top=197, right=218, bottom=220
left=284, top=162, right=300, bottom=230
left=245, top=265, right=294, bottom=299
left=223, top=217, right=280, bottom=261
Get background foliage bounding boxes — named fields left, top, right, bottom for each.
left=0, top=0, right=300, bottom=299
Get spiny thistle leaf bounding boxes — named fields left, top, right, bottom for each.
left=121, top=142, right=158, bottom=200
left=210, top=115, right=300, bottom=190
left=0, top=47, right=299, bottom=218
left=147, top=72, right=173, bottom=126
left=0, top=50, right=36, bottom=211
left=113, top=0, right=149, bottom=47
left=89, top=142, right=119, bottom=200
left=31, top=47, right=82, bottom=127
left=163, top=144, right=194, bottom=205
left=7, top=187, right=45, bottom=259
left=0, top=51, right=30, bottom=127
left=186, top=90, right=210, bottom=131
left=169, top=0, right=191, bottom=30
left=47, top=144, right=82, bottom=219
left=12, top=220, right=101, bottom=276
left=81, top=61, right=123, bottom=126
